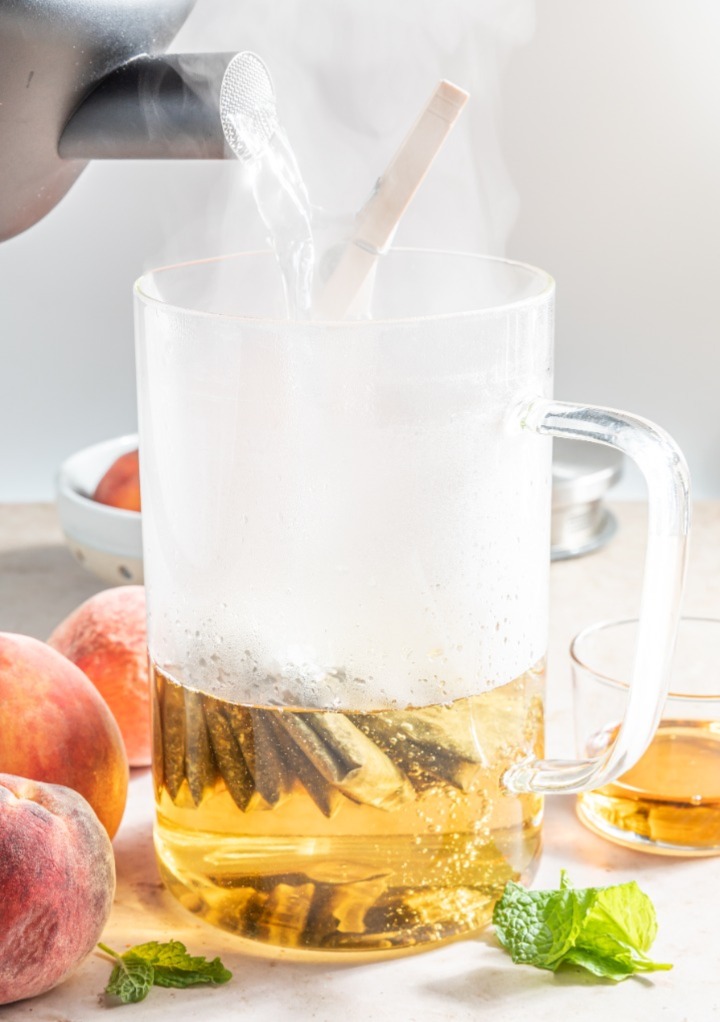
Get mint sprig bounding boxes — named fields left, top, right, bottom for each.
left=492, top=870, right=672, bottom=981
left=99, top=940, right=232, bottom=1004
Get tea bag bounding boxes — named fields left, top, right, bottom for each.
left=277, top=711, right=412, bottom=810
left=203, top=698, right=256, bottom=811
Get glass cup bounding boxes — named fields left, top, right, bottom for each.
left=134, top=249, right=689, bottom=958
left=574, top=618, right=720, bottom=856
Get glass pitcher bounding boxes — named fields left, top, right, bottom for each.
left=134, top=249, right=689, bottom=960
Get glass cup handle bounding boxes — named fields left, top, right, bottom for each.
left=503, top=398, right=691, bottom=795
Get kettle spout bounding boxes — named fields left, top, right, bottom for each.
left=59, top=53, right=238, bottom=160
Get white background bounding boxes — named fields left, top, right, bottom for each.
left=2, top=0, right=719, bottom=501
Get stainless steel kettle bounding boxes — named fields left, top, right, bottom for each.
left=0, top=0, right=238, bottom=241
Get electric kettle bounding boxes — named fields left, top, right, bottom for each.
left=1, top=0, right=238, bottom=241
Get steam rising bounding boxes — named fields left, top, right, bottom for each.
left=150, top=0, right=536, bottom=268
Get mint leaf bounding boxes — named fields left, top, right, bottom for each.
left=120, top=939, right=232, bottom=987
left=124, top=940, right=197, bottom=967
left=105, top=957, right=154, bottom=1004
left=99, top=940, right=232, bottom=1004
left=579, top=881, right=658, bottom=952
left=492, top=879, right=589, bottom=968
left=562, top=946, right=637, bottom=981
left=492, top=873, right=671, bottom=982
left=153, top=960, right=233, bottom=989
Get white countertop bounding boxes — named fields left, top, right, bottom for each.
left=1, top=502, right=719, bottom=1022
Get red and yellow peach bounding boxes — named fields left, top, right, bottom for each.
left=0, top=773, right=116, bottom=1005
left=0, top=633, right=128, bottom=838
left=48, top=586, right=151, bottom=767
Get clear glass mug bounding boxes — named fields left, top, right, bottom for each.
left=134, top=249, right=689, bottom=960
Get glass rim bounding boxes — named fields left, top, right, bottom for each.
left=133, top=247, right=555, bottom=327
left=570, top=616, right=720, bottom=701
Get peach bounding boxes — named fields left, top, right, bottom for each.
left=93, top=449, right=141, bottom=512
left=0, top=773, right=115, bottom=1006
left=48, top=586, right=151, bottom=767
left=0, top=634, right=128, bottom=838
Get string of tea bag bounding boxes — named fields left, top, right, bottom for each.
left=316, top=80, right=469, bottom=320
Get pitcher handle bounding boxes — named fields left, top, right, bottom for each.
left=503, top=398, right=690, bottom=795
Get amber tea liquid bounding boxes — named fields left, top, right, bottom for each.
left=578, top=719, right=720, bottom=855
left=152, top=662, right=544, bottom=959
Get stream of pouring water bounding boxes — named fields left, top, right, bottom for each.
left=219, top=51, right=316, bottom=320
left=221, top=56, right=468, bottom=324
left=248, top=127, right=315, bottom=320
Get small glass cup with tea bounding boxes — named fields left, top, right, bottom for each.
left=574, top=617, right=720, bottom=856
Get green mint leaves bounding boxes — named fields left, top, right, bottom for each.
left=492, top=871, right=672, bottom=981
left=104, top=955, right=153, bottom=1004
left=99, top=940, right=232, bottom=1004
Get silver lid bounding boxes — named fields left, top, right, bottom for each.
left=552, top=438, right=624, bottom=508
left=551, top=439, right=624, bottom=560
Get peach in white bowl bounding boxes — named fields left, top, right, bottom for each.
left=55, top=434, right=143, bottom=585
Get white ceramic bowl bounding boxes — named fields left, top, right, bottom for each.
left=55, top=434, right=144, bottom=585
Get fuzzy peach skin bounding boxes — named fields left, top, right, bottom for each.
left=93, top=449, right=141, bottom=512
left=0, top=634, right=128, bottom=838
left=48, top=586, right=150, bottom=767
left=0, top=773, right=116, bottom=1006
